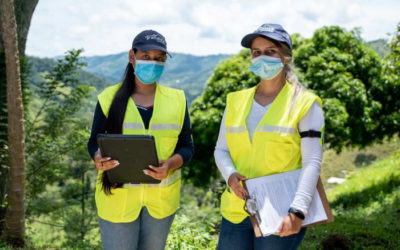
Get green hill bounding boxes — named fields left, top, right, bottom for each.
left=27, top=55, right=111, bottom=92
left=30, top=42, right=388, bottom=106
left=367, top=39, right=389, bottom=58
left=300, top=149, right=400, bottom=249
left=28, top=52, right=232, bottom=105
left=26, top=56, right=111, bottom=121
left=25, top=52, right=232, bottom=123
left=83, top=52, right=231, bottom=104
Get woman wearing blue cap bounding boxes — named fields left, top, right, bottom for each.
left=87, top=30, right=194, bottom=250
left=214, top=23, right=324, bottom=249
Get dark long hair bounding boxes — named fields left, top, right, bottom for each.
left=102, top=60, right=136, bottom=195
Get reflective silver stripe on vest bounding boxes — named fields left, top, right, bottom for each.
left=257, top=125, right=297, bottom=134
left=122, top=169, right=181, bottom=188
left=147, top=169, right=181, bottom=187
left=226, top=126, right=245, bottom=133
left=123, top=122, right=144, bottom=130
left=150, top=123, right=181, bottom=131
left=122, top=183, right=142, bottom=187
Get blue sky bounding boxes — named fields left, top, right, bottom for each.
left=26, top=0, right=400, bottom=57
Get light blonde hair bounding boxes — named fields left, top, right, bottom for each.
left=275, top=41, right=305, bottom=113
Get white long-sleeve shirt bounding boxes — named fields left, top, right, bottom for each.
left=214, top=100, right=324, bottom=216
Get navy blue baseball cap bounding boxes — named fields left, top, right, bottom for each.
left=132, top=30, right=171, bottom=57
left=241, top=23, right=292, bottom=51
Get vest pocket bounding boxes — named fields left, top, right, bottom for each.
left=220, top=188, right=247, bottom=224
left=147, top=179, right=181, bottom=219
left=96, top=187, right=128, bottom=222
left=264, top=141, right=297, bottom=173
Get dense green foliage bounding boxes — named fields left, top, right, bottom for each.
left=187, top=50, right=258, bottom=185
left=294, top=26, right=399, bottom=151
left=386, top=23, right=400, bottom=70
left=381, top=23, right=400, bottom=138
left=23, top=50, right=99, bottom=248
left=187, top=25, right=400, bottom=186
left=166, top=184, right=222, bottom=249
left=25, top=49, right=91, bottom=197
left=26, top=55, right=112, bottom=125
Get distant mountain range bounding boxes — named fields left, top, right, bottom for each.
left=83, top=52, right=231, bottom=104
left=367, top=39, right=389, bottom=58
left=26, top=38, right=389, bottom=107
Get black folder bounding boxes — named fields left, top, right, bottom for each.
left=97, top=134, right=160, bottom=184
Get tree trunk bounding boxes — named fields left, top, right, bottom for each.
left=0, top=0, right=38, bottom=235
left=0, top=0, right=38, bottom=54
left=1, top=0, right=26, bottom=247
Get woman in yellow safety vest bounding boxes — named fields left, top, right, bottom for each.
left=87, top=30, right=194, bottom=250
left=214, top=23, right=324, bottom=250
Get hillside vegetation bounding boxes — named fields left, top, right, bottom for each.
left=301, top=148, right=400, bottom=249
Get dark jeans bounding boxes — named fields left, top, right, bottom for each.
left=217, top=216, right=306, bottom=250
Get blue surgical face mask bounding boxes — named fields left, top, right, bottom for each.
left=248, top=55, right=283, bottom=80
left=134, top=60, right=165, bottom=84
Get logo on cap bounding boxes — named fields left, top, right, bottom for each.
left=144, top=34, right=166, bottom=45
left=257, top=26, right=275, bottom=33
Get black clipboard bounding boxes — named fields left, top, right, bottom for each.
left=97, top=134, right=161, bottom=184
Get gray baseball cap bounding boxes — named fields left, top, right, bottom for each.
left=241, top=23, right=292, bottom=50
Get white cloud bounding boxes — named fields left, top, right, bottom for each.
left=26, top=0, right=400, bottom=57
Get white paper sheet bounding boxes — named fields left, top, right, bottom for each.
left=245, top=169, right=328, bottom=236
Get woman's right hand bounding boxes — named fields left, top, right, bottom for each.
left=94, top=151, right=119, bottom=171
left=228, top=173, right=248, bottom=200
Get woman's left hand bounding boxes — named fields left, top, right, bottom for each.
left=143, top=160, right=170, bottom=180
left=277, top=213, right=303, bottom=237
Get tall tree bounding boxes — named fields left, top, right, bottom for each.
left=381, top=22, right=400, bottom=135
left=0, top=0, right=38, bottom=54
left=0, top=0, right=26, bottom=246
left=293, top=26, right=398, bottom=151
left=23, top=49, right=96, bottom=248
left=0, top=0, right=38, bottom=234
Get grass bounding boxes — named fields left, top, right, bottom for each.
left=321, top=137, right=400, bottom=188
left=300, top=149, right=400, bottom=249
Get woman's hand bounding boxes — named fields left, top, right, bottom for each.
left=94, top=151, right=119, bottom=171
left=277, top=213, right=303, bottom=237
left=228, top=173, right=248, bottom=200
left=144, top=154, right=183, bottom=181
left=144, top=160, right=170, bottom=180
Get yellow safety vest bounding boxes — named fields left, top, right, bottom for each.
left=221, top=82, right=322, bottom=223
left=95, top=83, right=186, bottom=222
